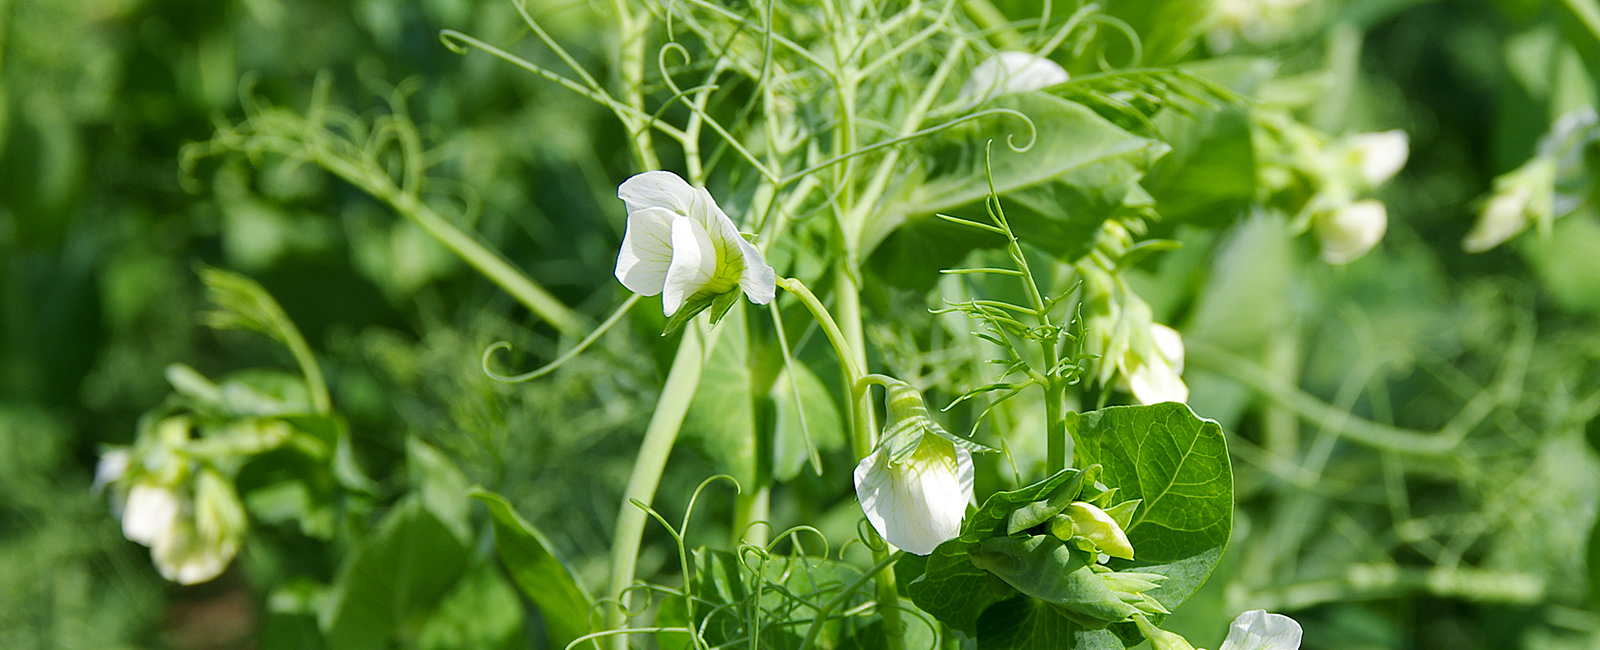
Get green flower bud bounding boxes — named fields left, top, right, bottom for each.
left=1064, top=502, right=1135, bottom=560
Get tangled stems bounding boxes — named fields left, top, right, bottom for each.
left=777, top=276, right=906, bottom=650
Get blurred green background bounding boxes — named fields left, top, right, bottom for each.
left=3, top=0, right=1600, bottom=648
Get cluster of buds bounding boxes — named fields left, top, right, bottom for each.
left=1254, top=109, right=1410, bottom=265
left=97, top=417, right=247, bottom=585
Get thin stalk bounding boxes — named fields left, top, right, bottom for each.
left=312, top=152, right=585, bottom=338
left=284, top=320, right=331, bottom=415
left=796, top=551, right=901, bottom=650
left=611, top=0, right=660, bottom=170
left=604, top=326, right=706, bottom=650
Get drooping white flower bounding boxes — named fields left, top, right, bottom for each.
left=1218, top=610, right=1302, bottom=650
left=1314, top=199, right=1387, bottom=265
left=614, top=171, right=776, bottom=317
left=147, top=470, right=245, bottom=585
left=1346, top=130, right=1409, bottom=187
left=1124, top=323, right=1188, bottom=405
left=959, top=51, right=1070, bottom=101
left=853, top=435, right=974, bottom=555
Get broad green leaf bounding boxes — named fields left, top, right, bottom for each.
left=319, top=498, right=471, bottom=650
left=1068, top=403, right=1232, bottom=616
left=681, top=303, right=759, bottom=487
left=975, top=598, right=1124, bottom=650
left=969, top=536, right=1139, bottom=625
left=472, top=489, right=594, bottom=650
left=771, top=359, right=845, bottom=482
left=867, top=94, right=1166, bottom=290
left=416, top=562, right=527, bottom=650
left=1142, top=59, right=1276, bottom=226
left=408, top=437, right=471, bottom=541
left=906, top=468, right=1087, bottom=635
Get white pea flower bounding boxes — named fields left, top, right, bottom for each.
left=853, top=435, right=974, bottom=555
left=853, top=378, right=989, bottom=555
left=1219, top=610, right=1302, bottom=650
left=1346, top=130, right=1409, bottom=187
left=960, top=51, right=1070, bottom=101
left=148, top=470, right=245, bottom=585
left=1124, top=323, right=1189, bottom=405
left=1314, top=199, right=1387, bottom=265
left=1463, top=157, right=1555, bottom=253
left=614, top=171, right=776, bottom=317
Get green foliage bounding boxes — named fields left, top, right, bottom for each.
left=473, top=489, right=595, bottom=650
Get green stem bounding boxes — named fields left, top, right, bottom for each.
left=312, top=153, right=586, bottom=339
left=778, top=275, right=903, bottom=650
left=611, top=0, right=660, bottom=170
left=1045, top=380, right=1066, bottom=472
left=604, top=326, right=705, bottom=650
left=733, top=485, right=770, bottom=548
left=284, top=321, right=331, bottom=416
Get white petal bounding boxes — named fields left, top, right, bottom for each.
left=1129, top=356, right=1189, bottom=405
left=1351, top=130, right=1409, bottom=187
left=123, top=483, right=181, bottom=547
left=960, top=52, right=1070, bottom=100
left=661, top=216, right=716, bottom=316
left=152, top=524, right=236, bottom=585
left=853, top=439, right=973, bottom=556
left=94, top=449, right=130, bottom=494
left=615, top=206, right=678, bottom=296
left=1218, top=610, right=1302, bottom=650
left=618, top=171, right=699, bottom=216
left=735, top=236, right=777, bottom=305
left=1463, top=185, right=1532, bottom=253
left=1316, top=200, right=1387, bottom=265
left=1149, top=323, right=1185, bottom=374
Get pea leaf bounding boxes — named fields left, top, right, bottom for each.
left=770, top=359, right=845, bottom=482
left=319, top=498, right=470, bottom=650
left=681, top=303, right=759, bottom=487
left=472, top=490, right=595, bottom=650
left=1067, top=402, right=1232, bottom=617
left=867, top=94, right=1167, bottom=291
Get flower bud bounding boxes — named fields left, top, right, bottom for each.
left=1463, top=157, right=1555, bottom=253
left=1063, top=502, right=1135, bottom=560
left=1314, top=199, right=1387, bottom=265
left=1346, top=130, right=1409, bottom=188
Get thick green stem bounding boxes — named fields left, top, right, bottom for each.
left=734, top=486, right=771, bottom=548
left=605, top=326, right=705, bottom=650
left=612, top=0, right=659, bottom=170
left=1045, top=380, right=1066, bottom=472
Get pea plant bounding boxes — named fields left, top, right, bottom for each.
left=88, top=1, right=1600, bottom=649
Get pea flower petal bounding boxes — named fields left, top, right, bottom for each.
left=1126, top=323, right=1189, bottom=405
left=1218, top=610, right=1302, bottom=650
left=960, top=51, right=1070, bottom=101
left=1315, top=199, right=1387, bottom=265
left=853, top=436, right=974, bottom=556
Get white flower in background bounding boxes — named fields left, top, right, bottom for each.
left=854, top=435, right=974, bottom=555
left=121, top=482, right=182, bottom=546
left=1463, top=157, right=1556, bottom=253
left=959, top=51, right=1070, bottom=101
left=1123, top=323, right=1189, bottom=405
left=1346, top=130, right=1409, bottom=187
left=614, top=171, right=776, bottom=316
left=1219, top=610, right=1302, bottom=650
left=1314, top=199, right=1387, bottom=264
left=148, top=470, right=246, bottom=585
left=1208, top=0, right=1313, bottom=52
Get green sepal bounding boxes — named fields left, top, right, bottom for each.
left=1104, top=499, right=1141, bottom=531
left=660, top=289, right=742, bottom=336
left=1007, top=464, right=1099, bottom=535
left=879, top=377, right=997, bottom=464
